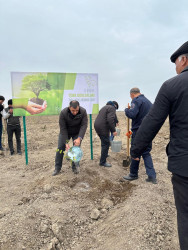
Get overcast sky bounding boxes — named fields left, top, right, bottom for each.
left=0, top=0, right=188, bottom=110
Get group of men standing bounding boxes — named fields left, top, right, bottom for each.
left=52, top=41, right=188, bottom=250
left=1, top=41, right=188, bottom=249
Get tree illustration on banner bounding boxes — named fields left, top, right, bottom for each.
left=22, top=73, right=51, bottom=106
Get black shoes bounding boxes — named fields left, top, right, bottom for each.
left=146, top=177, right=157, bottom=184
left=52, top=163, right=80, bottom=176
left=10, top=151, right=22, bottom=155
left=122, top=174, right=157, bottom=184
left=52, top=169, right=60, bottom=176
left=123, top=174, right=138, bottom=181
left=0, top=147, right=5, bottom=151
left=100, top=162, right=112, bottom=167
left=72, top=162, right=80, bottom=174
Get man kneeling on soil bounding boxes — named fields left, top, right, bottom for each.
left=52, top=100, right=88, bottom=176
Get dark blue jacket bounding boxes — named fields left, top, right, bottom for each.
left=125, top=94, right=152, bottom=131
left=130, top=66, right=188, bottom=177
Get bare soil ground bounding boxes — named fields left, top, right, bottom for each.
left=0, top=112, right=179, bottom=250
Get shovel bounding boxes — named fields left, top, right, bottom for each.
left=123, top=105, right=131, bottom=167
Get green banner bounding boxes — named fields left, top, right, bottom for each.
left=11, top=72, right=99, bottom=116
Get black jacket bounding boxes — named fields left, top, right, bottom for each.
left=0, top=104, right=3, bottom=121
left=131, top=66, right=188, bottom=177
left=4, top=108, right=20, bottom=126
left=125, top=94, right=152, bottom=131
left=94, top=105, right=116, bottom=136
left=59, top=106, right=88, bottom=143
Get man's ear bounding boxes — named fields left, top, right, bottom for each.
left=182, top=56, right=188, bottom=66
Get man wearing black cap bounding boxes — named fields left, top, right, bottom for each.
left=3, top=99, right=22, bottom=155
left=94, top=101, right=118, bottom=167
left=130, top=41, right=188, bottom=249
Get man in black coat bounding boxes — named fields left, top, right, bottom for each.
left=3, top=99, right=22, bottom=155
left=130, top=41, right=188, bottom=250
left=94, top=101, right=118, bottom=167
left=52, top=100, right=88, bottom=176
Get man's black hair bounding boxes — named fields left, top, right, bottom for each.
left=69, top=100, right=80, bottom=109
left=8, top=99, right=12, bottom=105
left=0, top=96, right=5, bottom=101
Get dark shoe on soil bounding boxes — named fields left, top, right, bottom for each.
left=17, top=151, right=22, bottom=155
left=0, top=147, right=5, bottom=151
left=10, top=151, right=14, bottom=155
left=100, top=162, right=112, bottom=167
left=52, top=170, right=60, bottom=176
left=146, top=177, right=157, bottom=184
left=123, top=174, right=138, bottom=181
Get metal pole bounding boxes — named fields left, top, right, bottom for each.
left=89, top=114, right=93, bottom=160
left=23, top=116, right=28, bottom=165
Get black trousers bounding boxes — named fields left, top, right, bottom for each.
left=172, top=173, right=188, bottom=250
left=7, top=125, right=21, bottom=153
left=99, top=135, right=110, bottom=165
left=55, top=133, right=78, bottom=171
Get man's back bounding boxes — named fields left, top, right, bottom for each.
left=94, top=105, right=116, bottom=136
left=156, top=66, right=188, bottom=175
left=125, top=94, right=152, bottom=131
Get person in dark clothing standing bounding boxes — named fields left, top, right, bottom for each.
left=130, top=41, right=188, bottom=250
left=3, top=99, right=22, bottom=155
left=94, top=101, right=118, bottom=167
left=0, top=96, right=5, bottom=151
left=52, top=100, right=88, bottom=176
left=123, top=88, right=157, bottom=184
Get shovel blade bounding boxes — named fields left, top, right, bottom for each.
left=123, top=156, right=131, bottom=167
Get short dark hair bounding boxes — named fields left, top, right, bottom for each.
left=69, top=100, right=80, bottom=109
left=0, top=96, right=5, bottom=101
left=8, top=99, right=12, bottom=105
left=130, top=87, right=140, bottom=94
